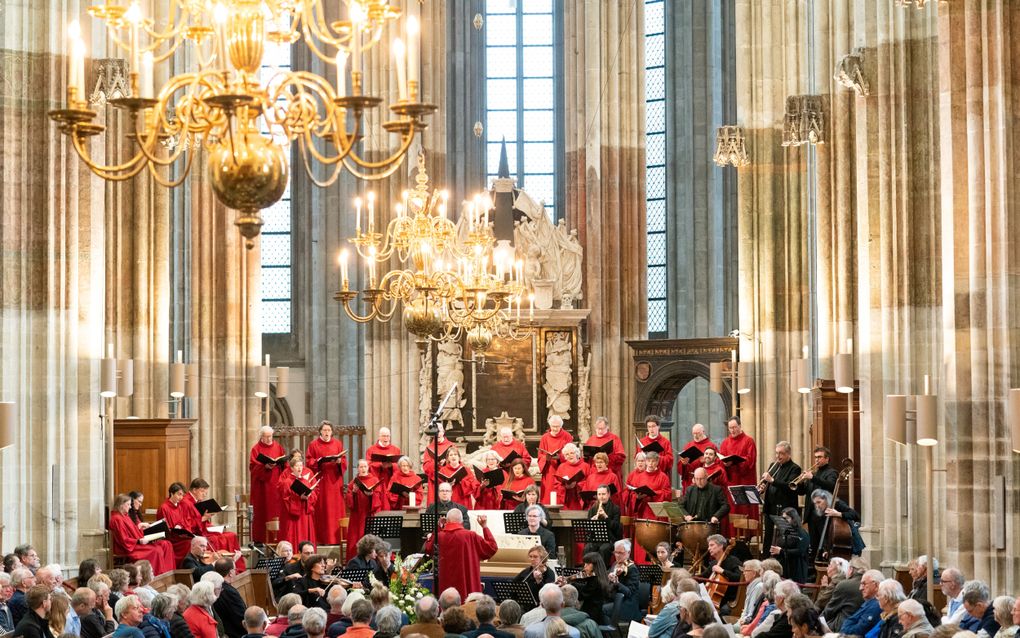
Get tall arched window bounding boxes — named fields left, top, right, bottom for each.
left=645, top=0, right=667, bottom=337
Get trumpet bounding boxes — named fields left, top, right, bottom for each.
left=790, top=459, right=823, bottom=487
left=757, top=461, right=780, bottom=494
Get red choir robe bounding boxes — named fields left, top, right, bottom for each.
left=421, top=438, right=455, bottom=483
left=344, top=474, right=387, bottom=558
left=278, top=468, right=319, bottom=547
left=582, top=432, right=626, bottom=479
left=108, top=511, right=176, bottom=575
left=474, top=467, right=506, bottom=510
left=636, top=434, right=675, bottom=475
left=438, top=463, right=479, bottom=509
left=249, top=439, right=286, bottom=543
left=537, top=430, right=573, bottom=502
left=305, top=437, right=348, bottom=544
left=556, top=459, right=589, bottom=510
left=626, top=469, right=673, bottom=563
left=182, top=492, right=246, bottom=571
left=490, top=439, right=532, bottom=469
left=156, top=499, right=200, bottom=563
left=422, top=521, right=498, bottom=598
left=622, top=469, right=645, bottom=516
left=366, top=442, right=402, bottom=486
left=580, top=468, right=623, bottom=509
left=679, top=438, right=718, bottom=485
left=387, top=470, right=425, bottom=509
left=719, top=431, right=758, bottom=519
left=499, top=475, right=536, bottom=510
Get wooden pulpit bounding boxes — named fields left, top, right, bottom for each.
left=114, top=418, right=194, bottom=510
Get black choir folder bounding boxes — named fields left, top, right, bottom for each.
left=539, top=447, right=562, bottom=459
left=678, top=446, right=705, bottom=463
left=717, top=452, right=746, bottom=466
left=475, top=466, right=506, bottom=486
left=195, top=499, right=223, bottom=515
left=579, top=483, right=617, bottom=502
left=439, top=465, right=468, bottom=484
left=582, top=441, right=614, bottom=458
left=626, top=484, right=657, bottom=498
left=290, top=479, right=314, bottom=497
left=317, top=450, right=348, bottom=463
left=256, top=453, right=287, bottom=465
left=501, top=487, right=531, bottom=501
left=370, top=452, right=402, bottom=463
left=498, top=449, right=522, bottom=467
left=389, top=479, right=423, bottom=495
left=636, top=437, right=665, bottom=454
left=558, top=468, right=586, bottom=485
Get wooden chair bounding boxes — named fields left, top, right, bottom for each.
left=235, top=494, right=251, bottom=546
left=731, top=516, right=760, bottom=554
left=338, top=517, right=350, bottom=562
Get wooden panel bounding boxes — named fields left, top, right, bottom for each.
left=114, top=419, right=195, bottom=509
left=248, top=570, right=276, bottom=615
left=232, top=571, right=256, bottom=606
left=811, top=381, right=861, bottom=514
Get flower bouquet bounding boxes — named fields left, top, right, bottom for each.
left=369, top=553, right=432, bottom=622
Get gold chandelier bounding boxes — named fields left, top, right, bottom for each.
left=334, top=153, right=533, bottom=350
left=50, top=0, right=436, bottom=248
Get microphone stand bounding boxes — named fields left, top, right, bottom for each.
left=425, top=383, right=458, bottom=591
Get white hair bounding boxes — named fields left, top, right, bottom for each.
left=898, top=599, right=924, bottom=619
left=774, top=580, right=800, bottom=603
left=525, top=505, right=547, bottom=524
left=547, top=415, right=563, bottom=427
left=916, top=555, right=939, bottom=571
left=829, top=557, right=850, bottom=578
left=562, top=443, right=579, bottom=455
left=614, top=539, right=632, bottom=555
left=200, top=571, right=224, bottom=590
left=190, top=581, right=218, bottom=607
left=445, top=508, right=464, bottom=524
left=499, top=426, right=513, bottom=436
left=115, top=594, right=141, bottom=620
left=260, top=425, right=274, bottom=436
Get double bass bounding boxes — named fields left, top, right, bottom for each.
left=814, top=459, right=854, bottom=571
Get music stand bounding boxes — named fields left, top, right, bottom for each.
left=254, top=556, right=285, bottom=579
left=729, top=485, right=762, bottom=506
left=571, top=519, right=610, bottom=545
left=365, top=515, right=404, bottom=539
left=768, top=515, right=793, bottom=545
left=558, top=566, right=583, bottom=578
left=503, top=512, right=526, bottom=534
left=420, top=513, right=438, bottom=535
left=491, top=580, right=537, bottom=608
left=340, top=568, right=370, bottom=585
left=637, top=564, right=665, bottom=584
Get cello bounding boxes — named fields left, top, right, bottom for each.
left=706, top=538, right=737, bottom=610
left=813, top=458, right=855, bottom=572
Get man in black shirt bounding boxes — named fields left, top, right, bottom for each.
left=584, top=486, right=622, bottom=565
left=181, top=537, right=216, bottom=580
left=12, top=585, right=52, bottom=638
left=72, top=588, right=115, bottom=638
left=759, top=441, right=801, bottom=554
left=679, top=468, right=729, bottom=524
left=424, top=483, right=471, bottom=530
left=517, top=506, right=557, bottom=557
left=798, top=446, right=838, bottom=524
left=212, top=559, right=248, bottom=638
left=699, top=534, right=741, bottom=615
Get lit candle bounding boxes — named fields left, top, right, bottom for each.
left=350, top=4, right=362, bottom=80
left=395, top=203, right=404, bottom=218
left=354, top=197, right=362, bottom=234
left=368, top=246, right=377, bottom=288
left=339, top=250, right=349, bottom=290
left=140, top=50, right=153, bottom=99
left=335, top=50, right=348, bottom=98
left=406, top=15, right=419, bottom=97
left=367, top=191, right=375, bottom=234
left=71, top=38, right=86, bottom=101
left=393, top=38, right=407, bottom=101
left=176, top=349, right=183, bottom=364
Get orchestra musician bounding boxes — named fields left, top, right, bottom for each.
left=759, top=441, right=801, bottom=555
left=438, top=447, right=479, bottom=508
left=808, top=489, right=862, bottom=562
left=584, top=485, right=622, bottom=565
left=512, top=485, right=551, bottom=526
left=278, top=455, right=319, bottom=546
left=580, top=453, right=622, bottom=509
left=538, top=415, right=573, bottom=503
left=345, top=459, right=386, bottom=558
left=181, top=536, right=217, bottom=579
left=248, top=425, right=285, bottom=543
left=637, top=415, right=675, bottom=474
left=622, top=452, right=647, bottom=516
left=184, top=478, right=245, bottom=571
left=607, top=540, right=643, bottom=622
left=305, top=421, right=348, bottom=545
left=491, top=427, right=533, bottom=470
left=517, top=505, right=557, bottom=557
left=365, top=427, right=401, bottom=486
left=387, top=456, right=425, bottom=509
left=678, top=468, right=729, bottom=525
left=556, top=444, right=589, bottom=510
left=421, top=423, right=455, bottom=489
left=108, top=493, right=175, bottom=576
left=679, top=423, right=717, bottom=485
left=768, top=507, right=810, bottom=584
left=474, top=451, right=505, bottom=510
left=500, top=459, right=536, bottom=509
left=557, top=553, right=613, bottom=624
left=718, top=416, right=757, bottom=518
left=424, top=482, right=471, bottom=530
left=582, top=417, right=626, bottom=480
left=797, top=447, right=839, bottom=527
left=514, top=545, right=556, bottom=605
left=292, top=554, right=331, bottom=611
left=699, top=534, right=742, bottom=615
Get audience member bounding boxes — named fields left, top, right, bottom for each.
left=961, top=581, right=999, bottom=635
left=73, top=587, right=113, bottom=638
left=268, top=595, right=303, bottom=638
left=992, top=596, right=1017, bottom=638
left=135, top=562, right=160, bottom=602
left=373, top=606, right=403, bottom=638
left=822, top=558, right=868, bottom=632
left=77, top=562, right=101, bottom=591
left=541, top=618, right=568, bottom=638
left=342, top=600, right=375, bottom=638
left=183, top=582, right=219, bottom=638
left=898, top=599, right=934, bottom=638
left=140, top=593, right=177, bottom=638
left=47, top=591, right=70, bottom=636
left=112, top=595, right=146, bottom=638
left=281, top=605, right=309, bottom=638
left=867, top=579, right=906, bottom=638
left=242, top=606, right=269, bottom=638
left=400, top=597, right=444, bottom=638
left=1, top=572, right=16, bottom=633
left=495, top=601, right=525, bottom=638
left=165, top=584, right=194, bottom=638
left=13, top=547, right=41, bottom=575
left=557, top=586, right=600, bottom=638
left=441, top=606, right=472, bottom=638
left=10, top=567, right=36, bottom=626
left=522, top=586, right=579, bottom=638
left=838, top=569, right=884, bottom=637
left=940, top=570, right=966, bottom=626
left=13, top=585, right=54, bottom=638
left=325, top=587, right=348, bottom=629
left=210, top=560, right=247, bottom=638
left=464, top=596, right=512, bottom=638
left=304, top=608, right=329, bottom=638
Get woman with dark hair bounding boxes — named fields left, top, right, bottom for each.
left=512, top=486, right=550, bottom=526
left=293, top=555, right=330, bottom=611
left=78, top=559, right=101, bottom=586
left=790, top=604, right=826, bottom=638
left=560, top=552, right=613, bottom=624
left=438, top=447, right=479, bottom=508
left=128, top=492, right=149, bottom=528
left=3, top=554, right=20, bottom=573
left=769, top=507, right=810, bottom=583
left=345, top=459, right=387, bottom=558
left=500, top=459, right=535, bottom=510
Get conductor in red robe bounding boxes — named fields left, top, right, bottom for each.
left=679, top=423, right=717, bottom=485
left=366, top=426, right=401, bottom=486
left=157, top=482, right=203, bottom=563
left=538, top=415, right=573, bottom=503
left=718, top=415, right=758, bottom=519
left=278, top=456, right=319, bottom=547
left=109, top=493, right=175, bottom=575
left=305, top=420, right=348, bottom=544
left=422, top=423, right=455, bottom=488
left=345, top=459, right=386, bottom=558
left=583, top=417, right=626, bottom=480
left=556, top=444, right=589, bottom=510
left=422, top=509, right=498, bottom=598
left=184, top=478, right=245, bottom=571
left=387, top=456, right=425, bottom=509
left=490, top=427, right=532, bottom=470
left=249, top=425, right=286, bottom=543
left=636, top=416, right=674, bottom=475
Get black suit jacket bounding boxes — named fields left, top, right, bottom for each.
left=516, top=525, right=557, bottom=557
left=12, top=609, right=54, bottom=638
left=822, top=573, right=864, bottom=632
left=425, top=501, right=471, bottom=529
left=9, top=590, right=27, bottom=626
left=80, top=610, right=116, bottom=638
left=214, top=582, right=248, bottom=638
left=679, top=483, right=729, bottom=521
left=181, top=554, right=215, bottom=579
left=763, top=460, right=801, bottom=515
left=170, top=612, right=196, bottom=638
left=584, top=501, right=623, bottom=543
left=756, top=612, right=792, bottom=638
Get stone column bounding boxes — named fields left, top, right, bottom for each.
left=563, top=1, right=646, bottom=448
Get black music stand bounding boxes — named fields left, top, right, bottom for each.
left=557, top=566, right=583, bottom=579
left=769, top=515, right=794, bottom=545
left=254, top=556, right=285, bottom=579
left=571, top=519, right=610, bottom=545
left=420, top=513, right=439, bottom=535
left=491, top=580, right=537, bottom=608
left=729, top=485, right=762, bottom=506
left=340, top=568, right=370, bottom=586
left=365, top=515, right=404, bottom=539
left=637, top=564, right=665, bottom=584
left=503, top=512, right=526, bottom=534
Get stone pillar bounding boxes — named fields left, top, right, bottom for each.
left=563, top=1, right=647, bottom=448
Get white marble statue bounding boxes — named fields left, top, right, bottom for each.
left=543, top=332, right=573, bottom=420
left=436, top=339, right=466, bottom=426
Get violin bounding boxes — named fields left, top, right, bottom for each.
left=608, top=559, right=632, bottom=584
left=201, top=549, right=233, bottom=565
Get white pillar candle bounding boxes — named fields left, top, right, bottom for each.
left=335, top=50, right=348, bottom=98
left=339, top=250, right=349, bottom=289
left=406, top=15, right=419, bottom=93
left=140, top=50, right=153, bottom=99
left=549, top=491, right=557, bottom=506
left=408, top=492, right=416, bottom=508
left=393, top=38, right=407, bottom=101
left=71, top=38, right=86, bottom=100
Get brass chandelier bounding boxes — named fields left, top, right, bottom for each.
left=334, top=153, right=533, bottom=351
left=50, top=0, right=436, bottom=248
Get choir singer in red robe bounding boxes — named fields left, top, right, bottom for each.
left=622, top=452, right=648, bottom=516
left=366, top=426, right=402, bottom=486
left=583, top=417, right=626, bottom=480
left=422, top=509, right=498, bottom=598
left=249, top=425, right=285, bottom=543
left=157, top=482, right=202, bottom=563
left=184, top=478, right=245, bottom=571
left=500, top=459, right=536, bottom=510
left=278, top=456, right=319, bottom=546
left=109, top=493, right=175, bottom=575
left=627, top=452, right=672, bottom=519
left=345, top=459, right=386, bottom=558
left=538, top=415, right=573, bottom=504
left=580, top=452, right=622, bottom=509
left=306, top=420, right=348, bottom=544
left=718, top=415, right=757, bottom=519
left=491, top=427, right=532, bottom=471
left=473, top=451, right=505, bottom=510
left=387, top=456, right=425, bottom=509
left=679, top=423, right=717, bottom=485
left=422, top=422, right=455, bottom=484
left=556, top=444, right=588, bottom=510
left=438, top=448, right=478, bottom=508
left=636, top=416, right=674, bottom=474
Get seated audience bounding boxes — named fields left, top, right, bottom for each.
left=464, top=596, right=513, bottom=638
left=495, top=601, right=525, bottom=638
left=991, top=596, right=1017, bottom=638
left=183, top=582, right=219, bottom=638
left=135, top=561, right=160, bottom=602
left=837, top=569, right=884, bottom=637
left=898, top=599, right=935, bottom=638
left=282, top=605, right=309, bottom=638
left=73, top=587, right=114, bottom=638
left=343, top=600, right=375, bottom=638
left=441, top=606, right=472, bottom=638
left=0, top=573, right=14, bottom=633
left=165, top=584, right=194, bottom=638
left=374, top=606, right=403, bottom=638
left=866, top=579, right=906, bottom=638
left=141, top=593, right=178, bottom=638
left=907, top=557, right=938, bottom=603
left=648, top=587, right=698, bottom=638
left=557, top=585, right=601, bottom=638
left=77, top=560, right=101, bottom=589
left=243, top=606, right=270, bottom=638
left=400, top=597, right=444, bottom=638
left=522, top=585, right=579, bottom=638
left=822, top=558, right=868, bottom=632
left=112, top=595, right=146, bottom=638
left=13, top=585, right=53, bottom=638
left=305, top=608, right=330, bottom=638
left=46, top=591, right=69, bottom=636
left=325, top=587, right=347, bottom=629
left=960, top=581, right=999, bottom=635
left=750, top=580, right=799, bottom=638
left=269, top=595, right=303, bottom=638
left=814, top=558, right=849, bottom=613
left=10, top=568, right=35, bottom=626
left=939, top=569, right=966, bottom=626
left=210, top=560, right=247, bottom=638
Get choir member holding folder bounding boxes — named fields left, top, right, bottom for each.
left=473, top=451, right=506, bottom=510
left=437, top=448, right=478, bottom=508
left=366, top=427, right=401, bottom=485
left=679, top=423, right=717, bottom=484
left=345, top=459, right=386, bottom=557
left=500, top=459, right=536, bottom=509
left=490, top=427, right=532, bottom=470
left=556, top=443, right=588, bottom=510
left=622, top=453, right=648, bottom=516
left=185, top=478, right=245, bottom=571
left=156, top=482, right=201, bottom=562
left=108, top=493, right=176, bottom=575
left=387, top=456, right=424, bottom=509
left=305, top=420, right=348, bottom=544
left=278, top=455, right=319, bottom=546
left=422, top=422, right=455, bottom=483
left=249, top=425, right=286, bottom=543
left=538, top=415, right=573, bottom=503
left=636, top=415, right=674, bottom=474
left=579, top=452, right=622, bottom=509
left=582, top=417, right=626, bottom=480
